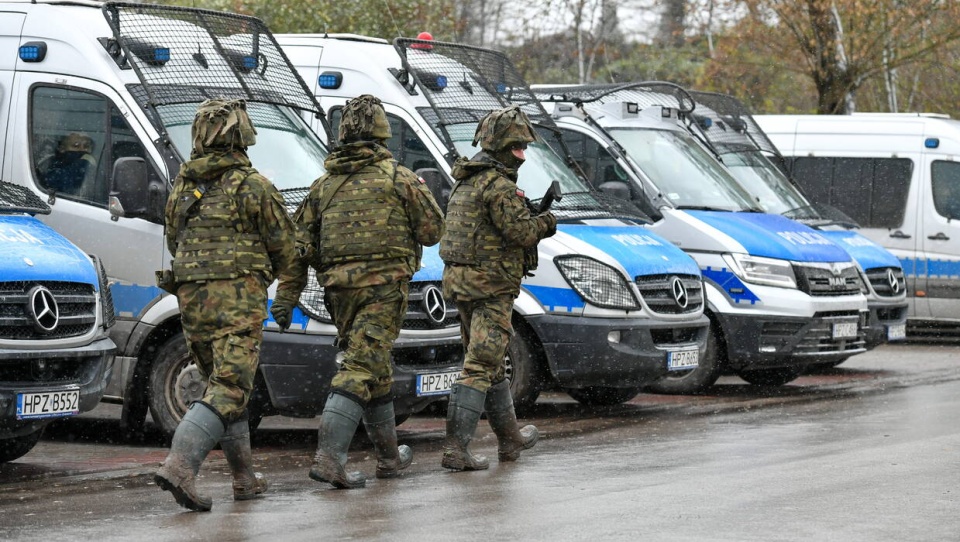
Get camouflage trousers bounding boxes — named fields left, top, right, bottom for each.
left=325, top=281, right=408, bottom=403
left=454, top=295, right=513, bottom=393
left=177, top=274, right=267, bottom=421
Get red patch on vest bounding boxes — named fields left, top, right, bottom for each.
left=516, top=189, right=525, bottom=198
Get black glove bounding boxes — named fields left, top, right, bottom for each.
left=271, top=302, right=292, bottom=331
left=541, top=211, right=558, bottom=238
left=524, top=196, right=539, bottom=215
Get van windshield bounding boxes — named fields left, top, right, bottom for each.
left=608, top=127, right=758, bottom=211
left=157, top=102, right=328, bottom=191
left=721, top=151, right=809, bottom=215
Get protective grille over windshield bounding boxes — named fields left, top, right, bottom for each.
left=686, top=91, right=780, bottom=157
left=102, top=2, right=320, bottom=115
left=0, top=180, right=50, bottom=215
left=534, top=82, right=696, bottom=114
left=395, top=38, right=556, bottom=139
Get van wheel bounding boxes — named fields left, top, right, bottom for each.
left=644, top=319, right=724, bottom=395
left=149, top=335, right=204, bottom=439
left=505, top=330, right=544, bottom=415
left=566, top=386, right=640, bottom=406
left=0, top=428, right=44, bottom=463
left=736, top=365, right=804, bottom=387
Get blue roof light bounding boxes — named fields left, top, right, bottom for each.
left=318, top=71, right=343, bottom=89
left=19, top=42, right=47, bottom=63
left=242, top=56, right=258, bottom=70
left=435, top=75, right=448, bottom=89
left=153, top=48, right=170, bottom=64
left=925, top=137, right=940, bottom=149
left=496, top=83, right=507, bottom=94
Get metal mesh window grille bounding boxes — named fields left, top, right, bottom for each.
left=102, top=3, right=320, bottom=115
left=686, top=91, right=780, bottom=157
left=533, top=82, right=696, bottom=114
left=0, top=180, right=50, bottom=215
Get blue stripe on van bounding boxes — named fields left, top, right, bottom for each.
left=702, top=266, right=760, bottom=305
left=523, top=285, right=585, bottom=312
left=687, top=211, right=851, bottom=263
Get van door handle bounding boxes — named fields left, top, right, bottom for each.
left=890, top=230, right=912, bottom=239
left=927, top=232, right=950, bottom=241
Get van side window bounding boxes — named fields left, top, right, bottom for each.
left=788, top=156, right=912, bottom=229
left=30, top=86, right=151, bottom=207
left=931, top=161, right=960, bottom=220
left=328, top=108, right=441, bottom=174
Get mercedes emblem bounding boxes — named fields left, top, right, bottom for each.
left=27, top=285, right=59, bottom=333
left=671, top=276, right=689, bottom=309
left=886, top=268, right=901, bottom=294
left=422, top=285, right=447, bottom=324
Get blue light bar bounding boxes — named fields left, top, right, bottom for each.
left=19, top=42, right=47, bottom=63
left=925, top=138, right=940, bottom=149
left=496, top=83, right=507, bottom=94
left=318, top=71, right=343, bottom=89
left=242, top=56, right=258, bottom=70
left=435, top=75, right=448, bottom=89
left=153, top=48, right=170, bottom=64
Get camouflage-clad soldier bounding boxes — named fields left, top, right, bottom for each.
left=155, top=99, right=300, bottom=512
left=270, top=94, right=444, bottom=489
left=440, top=105, right=557, bottom=471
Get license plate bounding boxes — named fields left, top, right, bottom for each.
left=887, top=323, right=907, bottom=341
left=16, top=388, right=80, bottom=420
left=667, top=348, right=699, bottom=371
left=832, top=322, right=858, bottom=339
left=416, top=371, right=460, bottom=396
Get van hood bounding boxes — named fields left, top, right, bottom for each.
left=686, top=210, right=852, bottom=263
left=556, top=224, right=702, bottom=276
left=0, top=215, right=98, bottom=285
left=818, top=230, right=902, bottom=271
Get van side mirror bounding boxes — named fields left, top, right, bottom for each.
left=416, top=167, right=451, bottom=211
left=109, top=157, right=164, bottom=222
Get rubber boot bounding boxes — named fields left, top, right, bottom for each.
left=363, top=399, right=413, bottom=479
left=220, top=412, right=268, bottom=500
left=441, top=384, right=489, bottom=471
left=154, top=402, right=226, bottom=512
left=485, top=379, right=539, bottom=462
left=309, top=393, right=366, bottom=489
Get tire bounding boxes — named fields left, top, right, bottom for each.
left=736, top=365, right=805, bottom=387
left=566, top=386, right=640, bottom=406
left=0, top=428, right=45, bottom=463
left=505, top=329, right=544, bottom=415
left=644, top=318, right=724, bottom=395
left=148, top=335, right=205, bottom=438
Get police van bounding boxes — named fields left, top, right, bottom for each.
left=754, top=113, right=960, bottom=336
left=682, top=91, right=908, bottom=353
left=277, top=34, right=711, bottom=409
left=531, top=84, right=870, bottom=392
left=0, top=180, right=115, bottom=462
left=0, top=1, right=462, bottom=436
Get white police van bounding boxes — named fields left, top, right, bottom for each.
left=0, top=1, right=462, bottom=436
left=277, top=34, right=711, bottom=409
left=755, top=113, right=960, bottom=336
left=532, top=83, right=870, bottom=392
left=684, top=92, right=907, bottom=353
left=0, top=180, right=115, bottom=462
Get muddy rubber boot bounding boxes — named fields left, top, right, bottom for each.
left=154, top=402, right=226, bottom=512
left=220, top=413, right=268, bottom=500
left=485, top=379, right=538, bottom=462
left=363, top=399, right=413, bottom=479
left=309, top=393, right=366, bottom=489
left=441, top=384, right=489, bottom=471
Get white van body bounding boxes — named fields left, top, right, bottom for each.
left=277, top=34, right=712, bottom=408
left=756, top=113, right=960, bottom=331
left=0, top=1, right=461, bottom=436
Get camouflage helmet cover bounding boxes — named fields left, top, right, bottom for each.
left=339, top=94, right=392, bottom=143
left=191, top=98, right=257, bottom=156
left=472, top=105, right=538, bottom=152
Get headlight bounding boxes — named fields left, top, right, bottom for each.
left=297, top=267, right=332, bottom=323
left=89, top=254, right=116, bottom=329
left=555, top=255, right=641, bottom=310
left=722, top=253, right=797, bottom=289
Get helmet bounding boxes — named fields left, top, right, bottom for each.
left=191, top=98, right=257, bottom=156
left=472, top=105, right=537, bottom=153
left=59, top=132, right=93, bottom=154
left=338, top=94, right=391, bottom=143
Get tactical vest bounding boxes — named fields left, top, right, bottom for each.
left=318, top=160, right=416, bottom=266
left=172, top=168, right=272, bottom=282
left=440, top=168, right=523, bottom=266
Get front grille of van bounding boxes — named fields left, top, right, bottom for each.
left=0, top=282, right=98, bottom=340
left=635, top=274, right=704, bottom=315
left=793, top=263, right=862, bottom=296
left=865, top=267, right=906, bottom=298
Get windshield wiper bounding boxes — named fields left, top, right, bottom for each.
left=675, top=205, right=734, bottom=212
